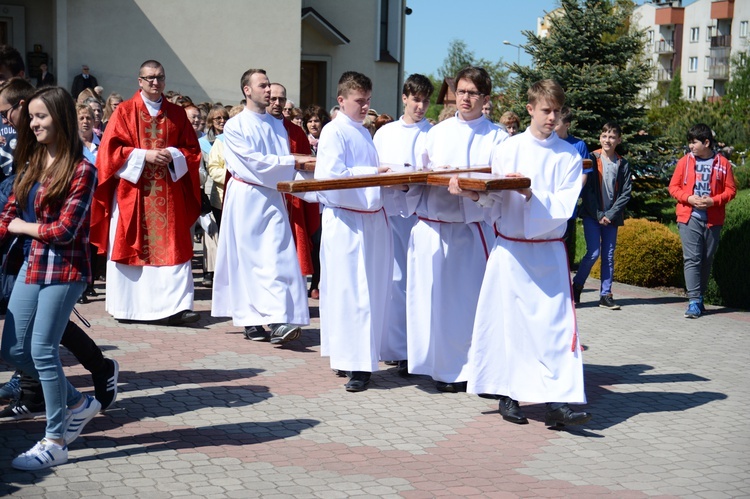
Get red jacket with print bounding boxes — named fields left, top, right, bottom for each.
left=668, top=152, right=736, bottom=227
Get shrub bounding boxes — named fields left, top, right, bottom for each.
left=704, top=191, right=750, bottom=309
left=732, top=164, right=749, bottom=191
left=591, top=218, right=683, bottom=287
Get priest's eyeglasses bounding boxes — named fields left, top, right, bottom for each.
left=139, top=75, right=165, bottom=83
left=456, top=89, right=483, bottom=100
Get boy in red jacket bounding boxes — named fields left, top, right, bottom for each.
left=669, top=124, right=736, bottom=318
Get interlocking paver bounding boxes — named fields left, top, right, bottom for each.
left=0, top=273, right=748, bottom=498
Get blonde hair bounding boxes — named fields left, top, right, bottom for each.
left=499, top=111, right=520, bottom=128
left=527, top=79, right=565, bottom=108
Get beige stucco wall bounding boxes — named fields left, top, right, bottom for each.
left=301, top=0, right=402, bottom=116
left=10, top=0, right=403, bottom=114
left=62, top=0, right=302, bottom=105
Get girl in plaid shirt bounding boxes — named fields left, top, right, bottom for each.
left=0, top=87, right=100, bottom=470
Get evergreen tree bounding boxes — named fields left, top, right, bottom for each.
left=666, top=68, right=683, bottom=105
left=504, top=0, right=653, bottom=160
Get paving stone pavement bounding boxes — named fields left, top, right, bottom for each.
left=0, top=273, right=748, bottom=498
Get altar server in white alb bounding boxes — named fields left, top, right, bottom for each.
left=212, top=68, right=313, bottom=344
left=315, top=71, right=393, bottom=392
left=405, top=66, right=507, bottom=392
left=372, top=73, right=434, bottom=375
left=453, top=79, right=592, bottom=428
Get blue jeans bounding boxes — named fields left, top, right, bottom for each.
left=573, top=217, right=619, bottom=296
left=1, top=263, right=86, bottom=439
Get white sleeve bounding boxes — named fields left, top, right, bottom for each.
left=166, top=146, right=188, bottom=182
left=117, top=149, right=147, bottom=183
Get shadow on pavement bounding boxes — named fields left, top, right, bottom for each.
left=580, top=363, right=726, bottom=431
left=75, top=418, right=321, bottom=462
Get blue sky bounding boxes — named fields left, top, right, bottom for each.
left=403, top=0, right=682, bottom=77
left=404, top=0, right=569, bottom=76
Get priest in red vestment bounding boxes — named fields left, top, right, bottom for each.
left=91, top=60, right=202, bottom=325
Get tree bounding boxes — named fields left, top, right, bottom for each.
left=503, top=0, right=654, bottom=160
left=437, top=39, right=475, bottom=80
left=721, top=50, right=750, bottom=152
left=666, top=67, right=683, bottom=105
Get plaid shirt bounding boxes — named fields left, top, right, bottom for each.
left=0, top=160, right=97, bottom=285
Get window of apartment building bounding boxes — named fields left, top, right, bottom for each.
left=705, top=56, right=711, bottom=71
left=703, top=86, right=713, bottom=99
left=689, top=57, right=698, bottom=72
left=741, top=21, right=748, bottom=38
left=647, top=30, right=654, bottom=45
left=707, top=25, right=716, bottom=41
left=687, top=86, right=697, bottom=100
left=690, top=27, right=700, bottom=42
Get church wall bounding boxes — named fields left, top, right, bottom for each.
left=64, top=0, right=302, bottom=105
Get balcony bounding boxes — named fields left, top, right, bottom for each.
left=655, top=40, right=675, bottom=54
left=655, top=68, right=674, bottom=81
left=711, top=1, right=734, bottom=20
left=710, top=34, right=732, bottom=48
left=655, top=6, right=685, bottom=26
left=709, top=63, right=730, bottom=80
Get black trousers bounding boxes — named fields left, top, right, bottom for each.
left=17, top=319, right=105, bottom=403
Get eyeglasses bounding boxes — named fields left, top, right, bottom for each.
left=0, top=101, right=19, bottom=121
left=139, top=75, right=166, bottom=83
left=213, top=117, right=227, bottom=122
left=456, top=89, right=484, bottom=100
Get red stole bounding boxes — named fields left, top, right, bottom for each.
left=91, top=91, right=201, bottom=266
left=283, top=119, right=320, bottom=275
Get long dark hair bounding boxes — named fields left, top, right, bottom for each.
left=14, top=86, right=83, bottom=210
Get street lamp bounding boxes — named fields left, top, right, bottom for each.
left=503, top=40, right=521, bottom=64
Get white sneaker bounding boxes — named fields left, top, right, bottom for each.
left=64, top=395, right=101, bottom=445
left=12, top=439, right=68, bottom=470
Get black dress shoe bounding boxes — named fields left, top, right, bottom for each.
left=345, top=371, right=371, bottom=392
left=498, top=396, right=529, bottom=424
left=165, top=310, right=201, bottom=326
left=544, top=405, right=592, bottom=428
left=77, top=294, right=89, bottom=304
left=202, top=272, right=213, bottom=288
left=396, top=360, right=409, bottom=377
left=435, top=381, right=467, bottom=393
left=85, top=286, right=98, bottom=297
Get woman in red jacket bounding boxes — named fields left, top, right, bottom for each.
left=669, top=123, right=736, bottom=319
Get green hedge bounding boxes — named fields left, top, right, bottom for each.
left=705, top=191, right=750, bottom=309
left=591, top=218, right=683, bottom=287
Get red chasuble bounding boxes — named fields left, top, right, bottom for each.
left=283, top=119, right=320, bottom=275
left=91, top=92, right=201, bottom=266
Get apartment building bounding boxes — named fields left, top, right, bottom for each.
left=634, top=0, right=750, bottom=102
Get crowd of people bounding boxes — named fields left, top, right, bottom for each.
left=0, top=42, right=737, bottom=471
